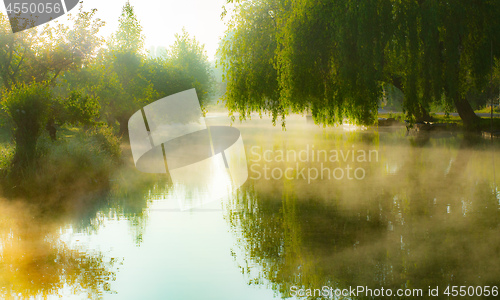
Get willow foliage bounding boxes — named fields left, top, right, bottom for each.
left=219, top=0, right=500, bottom=126
left=219, top=0, right=283, bottom=124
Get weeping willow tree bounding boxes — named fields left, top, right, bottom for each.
left=218, top=0, right=500, bottom=127
left=275, top=0, right=392, bottom=125
left=218, top=0, right=283, bottom=125
left=392, top=0, right=500, bottom=125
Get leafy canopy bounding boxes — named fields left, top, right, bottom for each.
left=218, top=0, right=500, bottom=126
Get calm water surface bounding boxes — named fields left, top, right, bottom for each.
left=0, top=116, right=499, bottom=299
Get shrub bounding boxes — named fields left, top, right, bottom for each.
left=17, top=127, right=121, bottom=199
left=58, top=91, right=101, bottom=127
left=0, top=143, right=13, bottom=177
left=85, top=125, right=122, bottom=160
left=2, top=82, right=51, bottom=175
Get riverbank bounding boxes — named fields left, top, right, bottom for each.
left=378, top=111, right=500, bottom=134
left=0, top=125, right=121, bottom=203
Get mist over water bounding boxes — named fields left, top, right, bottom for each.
left=226, top=120, right=500, bottom=299
left=0, top=115, right=499, bottom=299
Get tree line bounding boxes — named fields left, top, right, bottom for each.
left=0, top=2, right=214, bottom=179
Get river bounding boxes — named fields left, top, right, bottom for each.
left=0, top=114, right=499, bottom=299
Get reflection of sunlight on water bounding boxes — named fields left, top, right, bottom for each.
left=385, top=162, right=398, bottom=174
left=496, top=186, right=500, bottom=206
left=176, top=162, right=232, bottom=210
left=0, top=200, right=119, bottom=299
left=55, top=183, right=275, bottom=300
left=2, top=116, right=500, bottom=300
left=461, top=198, right=472, bottom=216
left=444, top=158, right=454, bottom=175
left=165, top=154, right=234, bottom=210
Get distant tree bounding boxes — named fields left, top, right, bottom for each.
left=64, top=4, right=215, bottom=137
left=108, top=1, right=145, bottom=54
left=0, top=7, right=104, bottom=90
left=141, top=56, right=196, bottom=99
left=168, top=28, right=214, bottom=107
left=0, top=7, right=104, bottom=176
left=103, top=1, right=157, bottom=135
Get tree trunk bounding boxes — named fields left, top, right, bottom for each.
left=46, top=118, right=57, bottom=141
left=390, top=76, right=432, bottom=122
left=117, top=115, right=129, bottom=137
left=454, top=96, right=481, bottom=128
left=416, top=105, right=433, bottom=122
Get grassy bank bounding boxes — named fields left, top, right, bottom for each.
left=378, top=112, right=500, bottom=132
left=0, top=125, right=121, bottom=205
left=475, top=106, right=500, bottom=114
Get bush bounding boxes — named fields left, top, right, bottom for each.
left=0, top=143, right=13, bottom=177
left=58, top=91, right=101, bottom=127
left=85, top=125, right=122, bottom=160
left=2, top=82, right=51, bottom=175
left=475, top=105, right=500, bottom=114
left=11, top=127, right=121, bottom=199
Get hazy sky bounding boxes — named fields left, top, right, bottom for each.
left=1, top=0, right=229, bottom=59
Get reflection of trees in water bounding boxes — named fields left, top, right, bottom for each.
left=0, top=150, right=173, bottom=298
left=225, top=134, right=500, bottom=299
left=0, top=201, right=120, bottom=299
left=105, top=171, right=171, bottom=246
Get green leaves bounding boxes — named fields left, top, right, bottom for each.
left=219, top=0, right=500, bottom=127
left=168, top=28, right=214, bottom=107
left=108, top=1, right=145, bottom=54
left=218, top=0, right=282, bottom=124
left=0, top=6, right=105, bottom=90
left=2, top=82, right=51, bottom=172
left=59, top=90, right=101, bottom=127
